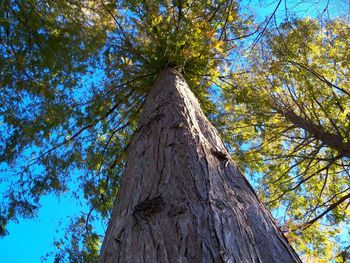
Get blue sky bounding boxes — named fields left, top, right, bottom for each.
left=0, top=193, right=81, bottom=262
left=0, top=186, right=106, bottom=262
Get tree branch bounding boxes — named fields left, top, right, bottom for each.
left=274, top=106, right=350, bottom=158
left=302, top=192, right=350, bottom=230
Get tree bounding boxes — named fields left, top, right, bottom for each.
left=99, top=67, right=301, bottom=262
left=0, top=0, right=347, bottom=261
left=221, top=17, right=350, bottom=260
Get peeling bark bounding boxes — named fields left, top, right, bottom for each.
left=99, top=68, right=301, bottom=263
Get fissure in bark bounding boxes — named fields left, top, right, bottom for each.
left=99, top=68, right=301, bottom=263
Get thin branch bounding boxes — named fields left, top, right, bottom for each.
left=302, top=192, right=350, bottom=230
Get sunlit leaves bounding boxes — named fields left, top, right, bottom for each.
left=221, top=17, right=350, bottom=259
left=102, top=0, right=252, bottom=112
left=0, top=0, right=116, bottom=242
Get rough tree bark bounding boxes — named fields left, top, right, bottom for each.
left=99, top=68, right=301, bottom=263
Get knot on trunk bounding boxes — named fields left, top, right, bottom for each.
left=210, top=148, right=228, bottom=161
left=133, top=195, right=165, bottom=221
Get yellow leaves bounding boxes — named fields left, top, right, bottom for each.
left=228, top=14, right=235, bottom=22
left=121, top=57, right=133, bottom=66
left=97, top=133, right=106, bottom=142
left=208, top=67, right=220, bottom=78
left=223, top=103, right=231, bottom=112
left=213, top=40, right=225, bottom=53
left=151, top=15, right=163, bottom=26
left=268, top=115, right=282, bottom=125
left=50, top=28, right=60, bottom=37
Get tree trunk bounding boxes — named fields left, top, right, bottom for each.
left=99, top=68, right=301, bottom=263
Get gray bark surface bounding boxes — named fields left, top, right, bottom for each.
left=99, top=68, right=301, bottom=263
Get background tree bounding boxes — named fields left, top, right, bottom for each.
left=0, top=0, right=348, bottom=261
left=221, top=17, right=350, bottom=261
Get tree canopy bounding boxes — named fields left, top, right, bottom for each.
left=0, top=0, right=349, bottom=261
left=221, top=17, right=350, bottom=261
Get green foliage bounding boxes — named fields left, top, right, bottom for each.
left=44, top=216, right=100, bottom=262
left=0, top=0, right=124, bottom=256
left=102, top=0, right=251, bottom=112
left=221, top=17, right=350, bottom=259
